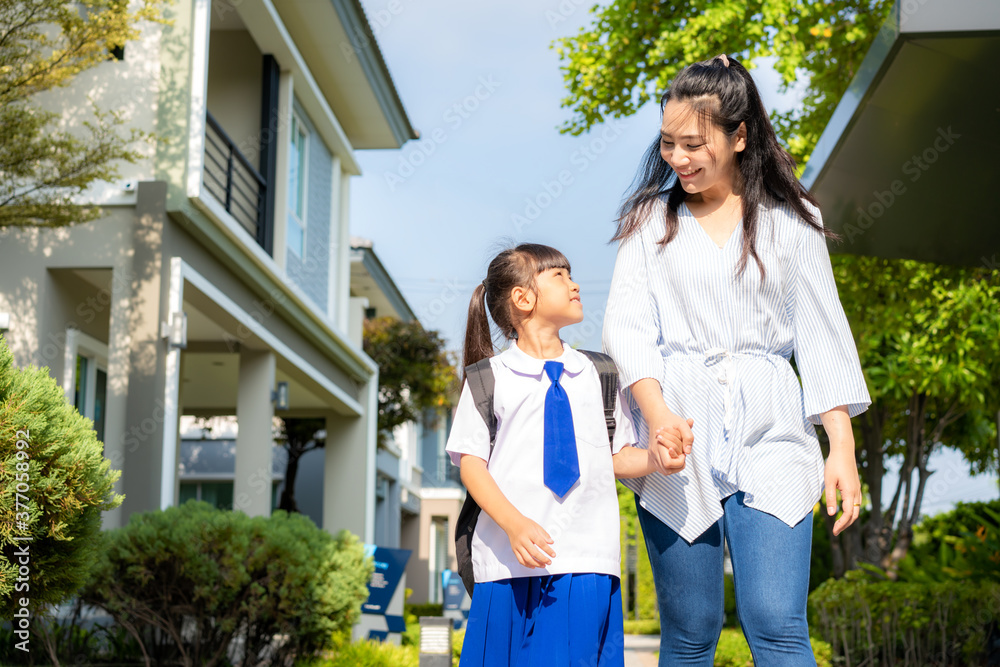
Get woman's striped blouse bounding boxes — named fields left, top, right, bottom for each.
left=602, top=196, right=871, bottom=542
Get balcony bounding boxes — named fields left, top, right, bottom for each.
left=202, top=111, right=271, bottom=252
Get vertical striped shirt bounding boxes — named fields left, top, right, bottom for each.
left=602, top=196, right=870, bottom=542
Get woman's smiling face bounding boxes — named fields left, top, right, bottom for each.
left=660, top=98, right=745, bottom=198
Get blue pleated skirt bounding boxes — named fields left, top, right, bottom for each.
left=459, top=573, right=624, bottom=667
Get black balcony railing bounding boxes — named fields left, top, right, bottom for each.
left=203, top=111, right=271, bottom=252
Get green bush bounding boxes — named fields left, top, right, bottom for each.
left=316, top=639, right=418, bottom=667
left=623, top=618, right=661, bottom=635
left=897, top=500, right=1000, bottom=583
left=712, top=629, right=832, bottom=667
left=809, top=571, right=999, bottom=665
left=81, top=502, right=372, bottom=667
left=0, top=336, right=122, bottom=618
left=405, top=602, right=443, bottom=618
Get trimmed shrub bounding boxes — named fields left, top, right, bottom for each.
left=809, top=571, right=999, bottom=666
left=897, top=500, right=1000, bottom=584
left=82, top=502, right=372, bottom=667
left=0, top=336, right=122, bottom=618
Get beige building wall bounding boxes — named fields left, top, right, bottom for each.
left=405, top=496, right=463, bottom=604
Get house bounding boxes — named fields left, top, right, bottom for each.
left=0, top=0, right=418, bottom=547
left=801, top=0, right=999, bottom=267
left=171, top=236, right=465, bottom=606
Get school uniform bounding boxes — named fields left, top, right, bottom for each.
left=446, top=341, right=636, bottom=667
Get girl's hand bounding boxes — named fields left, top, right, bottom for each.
left=648, top=426, right=688, bottom=475
left=648, top=413, right=694, bottom=456
left=502, top=514, right=556, bottom=569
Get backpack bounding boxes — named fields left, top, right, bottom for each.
left=453, top=350, right=620, bottom=597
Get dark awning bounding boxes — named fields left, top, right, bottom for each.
left=801, top=0, right=1000, bottom=267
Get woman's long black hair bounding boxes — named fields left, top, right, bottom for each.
left=613, top=54, right=835, bottom=279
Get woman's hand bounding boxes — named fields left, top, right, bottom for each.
left=820, top=406, right=862, bottom=536
left=502, top=514, right=556, bottom=568
left=630, top=378, right=695, bottom=455
left=647, top=423, right=691, bottom=475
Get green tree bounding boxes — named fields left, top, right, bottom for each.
left=830, top=255, right=1000, bottom=578
left=0, top=0, right=166, bottom=228
left=0, top=336, right=122, bottom=623
left=363, top=317, right=457, bottom=444
left=275, top=417, right=325, bottom=514
left=552, top=0, right=892, bottom=165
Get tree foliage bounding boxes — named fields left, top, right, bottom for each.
left=0, top=0, right=166, bottom=228
left=363, top=317, right=457, bottom=443
left=0, top=335, right=122, bottom=619
left=829, top=255, right=1000, bottom=577
left=552, top=0, right=893, bottom=165
left=82, top=503, right=372, bottom=667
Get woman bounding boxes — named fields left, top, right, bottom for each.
left=602, top=54, right=870, bottom=665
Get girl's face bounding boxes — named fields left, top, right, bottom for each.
left=512, top=267, right=583, bottom=329
left=660, top=98, right=746, bottom=199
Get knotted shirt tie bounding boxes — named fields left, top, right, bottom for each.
left=542, top=361, right=580, bottom=497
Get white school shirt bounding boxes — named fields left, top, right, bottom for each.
left=602, top=197, right=871, bottom=543
left=446, top=341, right=637, bottom=583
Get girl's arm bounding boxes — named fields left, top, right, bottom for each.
left=613, top=428, right=687, bottom=478
left=459, top=454, right=556, bottom=568
left=820, top=406, right=861, bottom=536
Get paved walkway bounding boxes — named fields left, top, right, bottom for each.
left=624, top=634, right=659, bottom=667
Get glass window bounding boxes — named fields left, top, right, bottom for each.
left=288, top=114, right=308, bottom=257
left=179, top=483, right=199, bottom=505
left=94, top=368, right=107, bottom=444
left=74, top=355, right=89, bottom=412
left=200, top=482, right=234, bottom=511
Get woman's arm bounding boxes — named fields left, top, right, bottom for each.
left=459, top=454, right=555, bottom=568
left=820, top=406, right=861, bottom=536
left=631, top=378, right=694, bottom=463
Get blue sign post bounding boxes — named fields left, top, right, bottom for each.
left=440, top=569, right=470, bottom=629
left=354, top=545, right=411, bottom=643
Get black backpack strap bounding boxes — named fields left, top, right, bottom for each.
left=464, top=358, right=497, bottom=447
left=579, top=350, right=618, bottom=443
left=455, top=358, right=497, bottom=597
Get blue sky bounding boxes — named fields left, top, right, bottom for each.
left=350, top=0, right=998, bottom=513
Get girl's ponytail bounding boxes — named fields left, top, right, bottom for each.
left=462, top=281, right=493, bottom=376
left=460, top=244, right=571, bottom=380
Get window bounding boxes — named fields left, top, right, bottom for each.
left=67, top=330, right=108, bottom=444
left=428, top=518, right=449, bottom=604
left=179, top=481, right=281, bottom=512
left=287, top=113, right=308, bottom=257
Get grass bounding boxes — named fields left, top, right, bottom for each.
left=622, top=621, right=833, bottom=667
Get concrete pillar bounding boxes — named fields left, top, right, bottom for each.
left=102, top=261, right=135, bottom=529
left=119, top=182, right=169, bottom=520
left=324, top=374, right=377, bottom=542
left=234, top=349, right=275, bottom=517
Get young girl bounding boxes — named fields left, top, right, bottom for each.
left=603, top=55, right=871, bottom=666
left=446, top=243, right=684, bottom=667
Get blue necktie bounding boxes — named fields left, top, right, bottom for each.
left=543, top=361, right=580, bottom=497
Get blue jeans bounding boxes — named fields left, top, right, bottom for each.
left=636, top=492, right=815, bottom=666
